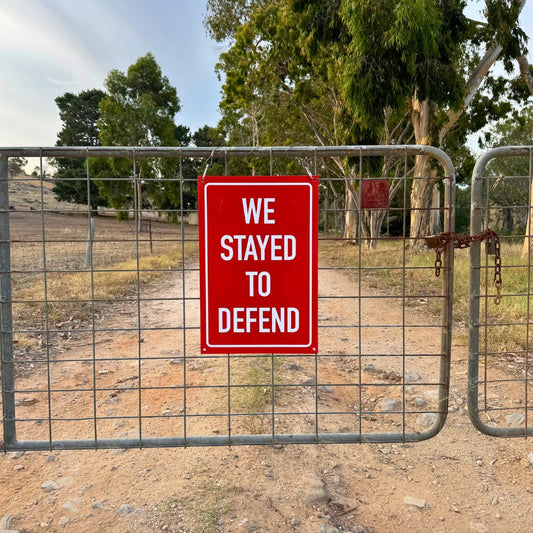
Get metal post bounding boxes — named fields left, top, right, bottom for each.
left=0, top=154, right=16, bottom=448
left=84, top=217, right=96, bottom=268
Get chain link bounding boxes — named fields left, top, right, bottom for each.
left=426, top=229, right=502, bottom=305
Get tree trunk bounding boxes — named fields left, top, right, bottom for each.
left=430, top=182, right=441, bottom=235
left=522, top=178, right=533, bottom=257
left=409, top=97, right=435, bottom=247
left=517, top=54, right=533, bottom=257
left=343, top=182, right=358, bottom=241
left=502, top=207, right=513, bottom=236
left=367, top=210, right=387, bottom=250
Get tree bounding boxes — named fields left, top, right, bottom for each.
left=206, top=0, right=530, bottom=246
left=480, top=105, right=533, bottom=253
left=96, top=53, right=181, bottom=223
left=52, top=89, right=107, bottom=210
left=8, top=157, right=27, bottom=178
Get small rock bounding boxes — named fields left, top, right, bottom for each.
left=13, top=465, right=24, bottom=471
left=303, top=376, right=316, bottom=386
left=363, top=364, right=377, bottom=373
left=57, top=517, right=69, bottom=527
left=379, top=398, right=401, bottom=412
left=303, top=474, right=329, bottom=504
left=117, top=504, right=134, bottom=515
left=506, top=413, right=525, bottom=425
left=8, top=452, right=24, bottom=459
left=528, top=452, right=533, bottom=467
left=405, top=373, right=420, bottom=382
left=41, top=480, right=60, bottom=493
left=290, top=518, right=301, bottom=527
left=423, top=390, right=439, bottom=401
left=92, top=501, right=106, bottom=509
left=319, top=385, right=333, bottom=393
left=405, top=385, right=416, bottom=394
left=351, top=527, right=365, bottom=533
left=404, top=496, right=428, bottom=509
left=62, top=499, right=80, bottom=513
left=318, top=524, right=339, bottom=533
left=318, top=525, right=339, bottom=533
left=0, top=516, right=13, bottom=529
left=285, top=363, right=301, bottom=371
left=21, top=397, right=37, bottom=405
left=416, top=413, right=438, bottom=428
left=40, top=523, right=50, bottom=528
left=412, top=397, right=427, bottom=408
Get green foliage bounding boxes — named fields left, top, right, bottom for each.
left=52, top=89, right=107, bottom=210
left=483, top=0, right=529, bottom=72
left=97, top=53, right=185, bottom=216
left=341, top=0, right=468, bottom=129
left=98, top=52, right=180, bottom=147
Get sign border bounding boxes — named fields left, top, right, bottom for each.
left=199, top=176, right=318, bottom=354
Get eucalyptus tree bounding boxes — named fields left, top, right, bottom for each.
left=97, top=53, right=181, bottom=222
left=52, top=89, right=107, bottom=211
left=206, top=0, right=530, bottom=246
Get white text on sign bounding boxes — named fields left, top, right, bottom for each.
left=218, top=197, right=300, bottom=334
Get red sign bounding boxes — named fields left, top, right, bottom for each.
left=199, top=175, right=318, bottom=354
left=361, top=179, right=389, bottom=209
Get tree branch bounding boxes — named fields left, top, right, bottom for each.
left=517, top=55, right=533, bottom=95
left=439, top=0, right=527, bottom=146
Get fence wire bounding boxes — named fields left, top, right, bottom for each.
left=469, top=146, right=533, bottom=437
left=1, top=146, right=454, bottom=450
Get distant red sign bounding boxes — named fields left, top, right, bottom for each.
left=199, top=175, right=318, bottom=354
left=361, top=179, right=389, bottom=209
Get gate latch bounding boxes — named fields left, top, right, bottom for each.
left=425, top=229, right=502, bottom=304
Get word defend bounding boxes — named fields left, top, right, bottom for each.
left=199, top=175, right=318, bottom=353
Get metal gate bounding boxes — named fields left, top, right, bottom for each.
left=1, top=145, right=454, bottom=450
left=469, top=146, right=533, bottom=437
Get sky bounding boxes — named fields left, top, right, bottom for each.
left=0, top=0, right=224, bottom=148
left=0, top=0, right=532, bottom=151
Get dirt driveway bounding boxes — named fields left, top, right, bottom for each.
left=1, top=254, right=532, bottom=533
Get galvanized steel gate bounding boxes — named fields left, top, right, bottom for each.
left=0, top=144, right=456, bottom=451
left=469, top=146, right=533, bottom=438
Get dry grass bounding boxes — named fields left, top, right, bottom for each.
left=320, top=237, right=533, bottom=352
left=13, top=243, right=196, bottom=324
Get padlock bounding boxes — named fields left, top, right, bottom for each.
left=425, top=235, right=440, bottom=249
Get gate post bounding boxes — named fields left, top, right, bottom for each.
left=0, top=154, right=16, bottom=449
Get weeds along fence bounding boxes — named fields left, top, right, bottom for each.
left=1, top=145, right=456, bottom=450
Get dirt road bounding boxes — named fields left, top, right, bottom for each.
left=1, top=260, right=532, bottom=533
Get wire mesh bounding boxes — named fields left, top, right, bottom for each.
left=469, top=146, right=533, bottom=437
left=1, top=146, right=454, bottom=450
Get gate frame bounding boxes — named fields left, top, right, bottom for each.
left=1, top=145, right=455, bottom=450
left=469, top=145, right=533, bottom=438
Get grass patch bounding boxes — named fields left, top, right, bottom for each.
left=319, top=237, right=533, bottom=352
left=230, top=356, right=284, bottom=434
left=13, top=242, right=197, bottom=324
left=177, top=478, right=239, bottom=533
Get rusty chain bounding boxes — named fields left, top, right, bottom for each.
left=425, top=229, right=502, bottom=305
